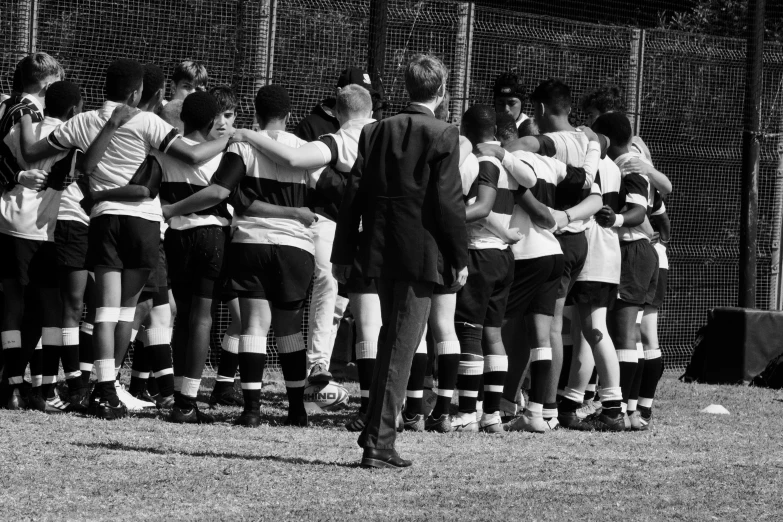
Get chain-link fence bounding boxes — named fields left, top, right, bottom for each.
left=2, top=0, right=782, bottom=372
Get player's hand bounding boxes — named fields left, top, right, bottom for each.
left=332, top=264, right=351, bottom=285
left=503, top=227, right=523, bottom=245
left=17, top=169, right=48, bottom=191
left=595, top=205, right=616, bottom=228
left=577, top=125, right=599, bottom=142
left=476, top=143, right=505, bottom=161
left=552, top=210, right=569, bottom=230
left=456, top=266, right=469, bottom=287
left=80, top=190, right=96, bottom=214
left=620, top=157, right=649, bottom=176
left=109, top=104, right=140, bottom=127
left=266, top=130, right=281, bottom=140
left=161, top=204, right=174, bottom=221
left=293, top=207, right=318, bottom=227
left=229, top=129, right=250, bottom=144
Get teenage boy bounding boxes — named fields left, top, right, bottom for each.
left=1, top=80, right=82, bottom=411
left=332, top=54, right=468, bottom=469
left=169, top=60, right=208, bottom=103
left=22, top=59, right=230, bottom=419
left=492, top=72, right=529, bottom=135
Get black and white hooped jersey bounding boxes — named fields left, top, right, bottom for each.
left=154, top=136, right=228, bottom=231
left=48, top=100, right=180, bottom=223
left=213, top=131, right=324, bottom=255
left=0, top=94, right=45, bottom=190
left=0, top=117, right=78, bottom=241
left=615, top=151, right=655, bottom=243
left=462, top=143, right=516, bottom=250
left=578, top=156, right=622, bottom=284
left=651, top=189, right=668, bottom=270
left=57, top=177, right=90, bottom=226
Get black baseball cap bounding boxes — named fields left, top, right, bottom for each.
left=337, top=67, right=374, bottom=91
left=493, top=72, right=526, bottom=101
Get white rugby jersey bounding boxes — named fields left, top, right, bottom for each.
left=154, top=136, right=228, bottom=231
left=48, top=100, right=180, bottom=222
left=463, top=145, right=516, bottom=250
left=213, top=131, right=324, bottom=255
left=0, top=117, right=77, bottom=241
left=57, top=179, right=90, bottom=226
left=614, top=151, right=655, bottom=243
left=578, top=157, right=622, bottom=284
left=651, top=193, right=668, bottom=270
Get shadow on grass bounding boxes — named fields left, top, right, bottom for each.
left=72, top=441, right=361, bottom=468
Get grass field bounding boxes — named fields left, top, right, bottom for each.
left=1, top=374, right=782, bottom=521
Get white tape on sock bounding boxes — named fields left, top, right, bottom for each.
left=95, top=307, right=120, bottom=324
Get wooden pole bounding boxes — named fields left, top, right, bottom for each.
left=738, top=0, right=765, bottom=309
left=367, top=0, right=388, bottom=119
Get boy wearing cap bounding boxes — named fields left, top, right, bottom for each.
left=493, top=72, right=529, bottom=137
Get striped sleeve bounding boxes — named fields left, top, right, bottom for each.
left=477, top=159, right=500, bottom=189
left=534, top=135, right=557, bottom=157
left=652, top=189, right=666, bottom=216
left=622, top=172, right=649, bottom=207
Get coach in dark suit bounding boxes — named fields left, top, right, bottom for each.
left=332, top=54, right=468, bottom=469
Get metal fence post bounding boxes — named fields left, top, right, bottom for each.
left=451, top=2, right=474, bottom=124
left=774, top=131, right=783, bottom=309
left=628, top=28, right=645, bottom=136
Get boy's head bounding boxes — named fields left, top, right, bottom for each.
left=434, top=91, right=451, bottom=122
left=20, top=53, right=62, bottom=95
left=254, top=85, right=290, bottom=128
left=181, top=91, right=220, bottom=136
left=591, top=112, right=632, bottom=159
left=140, top=64, right=166, bottom=112
left=160, top=99, right=185, bottom=135
left=44, top=81, right=82, bottom=121
left=530, top=78, right=572, bottom=125
left=208, top=85, right=238, bottom=139
left=580, top=86, right=625, bottom=127
left=335, top=84, right=373, bottom=125
left=105, top=58, right=145, bottom=105
left=495, top=112, right=518, bottom=146
left=170, top=60, right=208, bottom=102
left=493, top=72, right=526, bottom=122
left=459, top=104, right=496, bottom=146
left=336, top=67, right=374, bottom=94
left=405, top=54, right=448, bottom=104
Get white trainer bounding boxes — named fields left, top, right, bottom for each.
left=450, top=411, right=479, bottom=432
left=114, top=381, right=155, bottom=411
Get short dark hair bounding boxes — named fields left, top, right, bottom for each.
left=254, top=85, right=290, bottom=122
left=405, top=54, right=447, bottom=103
left=172, top=60, right=208, bottom=89
left=140, top=64, right=165, bottom=104
left=495, top=112, right=518, bottom=143
left=181, top=91, right=220, bottom=132
left=209, top=85, right=238, bottom=113
left=461, top=104, right=495, bottom=141
left=580, top=86, right=626, bottom=114
left=21, top=53, right=61, bottom=88
left=105, top=59, right=144, bottom=101
left=12, top=57, right=24, bottom=93
left=530, top=78, right=572, bottom=115
left=434, top=91, right=451, bottom=122
left=493, top=71, right=526, bottom=102
left=45, top=81, right=81, bottom=119
left=518, top=118, right=538, bottom=138
left=591, top=112, right=632, bottom=148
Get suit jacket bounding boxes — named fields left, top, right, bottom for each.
left=331, top=103, right=468, bottom=285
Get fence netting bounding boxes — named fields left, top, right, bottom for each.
left=1, top=0, right=782, bottom=372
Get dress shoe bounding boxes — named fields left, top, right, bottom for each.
left=360, top=447, right=412, bottom=469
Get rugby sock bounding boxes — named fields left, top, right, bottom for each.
left=639, top=348, right=664, bottom=417
left=128, top=332, right=150, bottom=396
left=543, top=403, right=558, bottom=421
left=30, top=338, right=43, bottom=395
left=277, top=333, right=306, bottom=415
left=41, top=327, right=62, bottom=398
left=180, top=377, right=201, bottom=408
left=405, top=340, right=428, bottom=417
left=431, top=340, right=460, bottom=419
left=529, top=347, right=552, bottom=406
left=238, top=335, right=266, bottom=412
left=483, top=354, right=508, bottom=415
left=2, top=330, right=23, bottom=387
left=627, top=342, right=645, bottom=413
left=62, top=327, right=82, bottom=392
left=527, top=401, right=544, bottom=419
left=600, top=386, right=623, bottom=417
left=559, top=387, right=585, bottom=413
left=79, top=323, right=94, bottom=387
left=95, top=359, right=119, bottom=406
left=457, top=359, right=483, bottom=414
left=616, top=348, right=638, bottom=407
left=584, top=368, right=598, bottom=402
left=558, top=324, right=574, bottom=399
left=147, top=328, right=174, bottom=398
left=214, top=334, right=239, bottom=394
left=355, top=341, right=377, bottom=414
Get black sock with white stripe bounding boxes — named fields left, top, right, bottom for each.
left=355, top=341, right=377, bottom=414
left=239, top=335, right=266, bottom=413
left=277, top=333, right=307, bottom=416
left=146, top=328, right=174, bottom=398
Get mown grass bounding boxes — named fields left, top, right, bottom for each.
left=1, top=374, right=782, bottom=521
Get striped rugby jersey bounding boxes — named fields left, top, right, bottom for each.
left=462, top=143, right=516, bottom=250
left=154, top=136, right=228, bottom=231
left=651, top=190, right=668, bottom=270
left=0, top=117, right=78, bottom=241
left=213, top=131, right=324, bottom=255
left=577, top=156, right=622, bottom=284
left=614, top=151, right=655, bottom=243
left=48, top=100, right=180, bottom=222
left=0, top=94, right=45, bottom=190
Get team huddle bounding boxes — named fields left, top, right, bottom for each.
left=0, top=52, right=670, bottom=438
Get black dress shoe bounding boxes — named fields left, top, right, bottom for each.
left=360, top=448, right=412, bottom=469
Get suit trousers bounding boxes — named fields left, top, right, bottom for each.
left=357, top=278, right=433, bottom=450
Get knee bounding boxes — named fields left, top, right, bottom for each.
left=584, top=328, right=604, bottom=347
left=455, top=322, right=483, bottom=357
